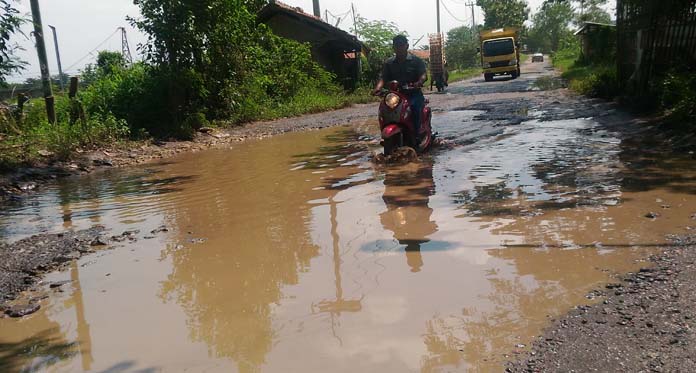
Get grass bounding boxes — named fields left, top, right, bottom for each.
left=0, top=87, right=375, bottom=171
left=520, top=53, right=529, bottom=64
left=1, top=94, right=130, bottom=171
left=237, top=86, right=376, bottom=122
left=551, top=49, right=619, bottom=99
left=447, top=67, right=482, bottom=84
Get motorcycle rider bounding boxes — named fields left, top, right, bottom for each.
left=373, top=35, right=428, bottom=145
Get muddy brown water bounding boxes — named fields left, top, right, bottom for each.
left=2, top=110, right=696, bottom=372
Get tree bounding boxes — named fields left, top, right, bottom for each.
left=528, top=0, right=574, bottom=52
left=445, top=26, right=479, bottom=69
left=354, top=16, right=407, bottom=84
left=0, top=0, right=26, bottom=85
left=96, top=51, right=126, bottom=75
left=125, top=0, right=335, bottom=136
left=574, top=0, right=611, bottom=26
left=476, top=0, right=530, bottom=29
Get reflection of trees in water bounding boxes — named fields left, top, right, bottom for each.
left=417, top=263, right=566, bottom=372
left=451, top=180, right=516, bottom=217
left=618, top=137, right=696, bottom=195
left=417, top=244, right=651, bottom=372
left=159, top=205, right=320, bottom=372
left=453, top=273, right=562, bottom=372
left=0, top=328, right=77, bottom=372
left=420, top=317, right=466, bottom=373
left=157, top=131, right=369, bottom=372
left=443, top=245, right=652, bottom=371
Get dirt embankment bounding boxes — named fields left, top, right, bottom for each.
left=507, top=238, right=696, bottom=372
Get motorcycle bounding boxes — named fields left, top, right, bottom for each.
left=378, top=80, right=434, bottom=156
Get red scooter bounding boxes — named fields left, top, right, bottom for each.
left=378, top=81, right=433, bottom=155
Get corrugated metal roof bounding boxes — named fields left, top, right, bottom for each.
left=258, top=0, right=367, bottom=52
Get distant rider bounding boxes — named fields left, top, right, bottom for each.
left=372, top=35, right=427, bottom=145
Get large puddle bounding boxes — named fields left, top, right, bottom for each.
left=2, top=112, right=696, bottom=372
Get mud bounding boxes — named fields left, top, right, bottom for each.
left=2, top=57, right=696, bottom=372
left=0, top=227, right=104, bottom=309
left=507, top=237, right=696, bottom=372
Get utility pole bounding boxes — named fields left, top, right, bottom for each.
left=325, top=9, right=329, bottom=22
left=351, top=3, right=358, bottom=37
left=436, top=0, right=441, bottom=34
left=29, top=0, right=56, bottom=124
left=466, top=2, right=477, bottom=41
left=120, top=27, right=133, bottom=65
left=313, top=0, right=321, bottom=18
left=48, top=25, right=64, bottom=91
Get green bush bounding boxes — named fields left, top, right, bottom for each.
left=552, top=35, right=620, bottom=100
left=660, top=71, right=696, bottom=126
left=567, top=65, right=620, bottom=99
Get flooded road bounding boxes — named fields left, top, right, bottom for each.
left=2, top=60, right=696, bottom=372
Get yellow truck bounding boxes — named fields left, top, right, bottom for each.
left=479, top=28, right=521, bottom=82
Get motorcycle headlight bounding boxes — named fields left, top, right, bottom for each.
left=509, top=59, right=518, bottom=66
left=385, top=93, right=400, bottom=109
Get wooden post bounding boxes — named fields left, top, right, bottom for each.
left=29, top=0, right=56, bottom=124
left=16, top=93, right=28, bottom=113
left=68, top=77, right=86, bottom=127
left=69, top=76, right=79, bottom=98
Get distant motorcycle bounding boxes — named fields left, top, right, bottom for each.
left=377, top=80, right=434, bottom=156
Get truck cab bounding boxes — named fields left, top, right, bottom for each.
left=479, top=28, right=521, bottom=82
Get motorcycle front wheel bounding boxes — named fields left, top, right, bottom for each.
left=383, top=133, right=403, bottom=156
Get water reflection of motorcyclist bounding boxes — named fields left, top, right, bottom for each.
left=372, top=35, right=428, bottom=144
left=379, top=161, right=437, bottom=272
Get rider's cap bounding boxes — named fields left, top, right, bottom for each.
left=392, top=35, right=408, bottom=46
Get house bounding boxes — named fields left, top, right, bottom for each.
left=409, top=49, right=430, bottom=61
left=574, top=22, right=616, bottom=62
left=258, top=1, right=368, bottom=90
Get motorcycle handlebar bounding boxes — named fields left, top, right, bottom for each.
left=376, top=81, right=422, bottom=96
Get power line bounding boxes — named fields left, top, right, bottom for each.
left=63, top=28, right=121, bottom=72
left=440, top=0, right=471, bottom=24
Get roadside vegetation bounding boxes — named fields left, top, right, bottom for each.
left=525, top=0, right=618, bottom=98
left=550, top=35, right=620, bottom=100
left=0, top=0, right=384, bottom=171
left=447, top=68, right=482, bottom=83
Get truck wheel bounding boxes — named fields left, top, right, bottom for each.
left=511, top=70, right=518, bottom=79
left=484, top=73, right=493, bottom=82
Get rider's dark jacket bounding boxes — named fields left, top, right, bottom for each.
left=381, top=53, right=426, bottom=95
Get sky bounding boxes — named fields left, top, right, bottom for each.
left=7, top=0, right=615, bottom=83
